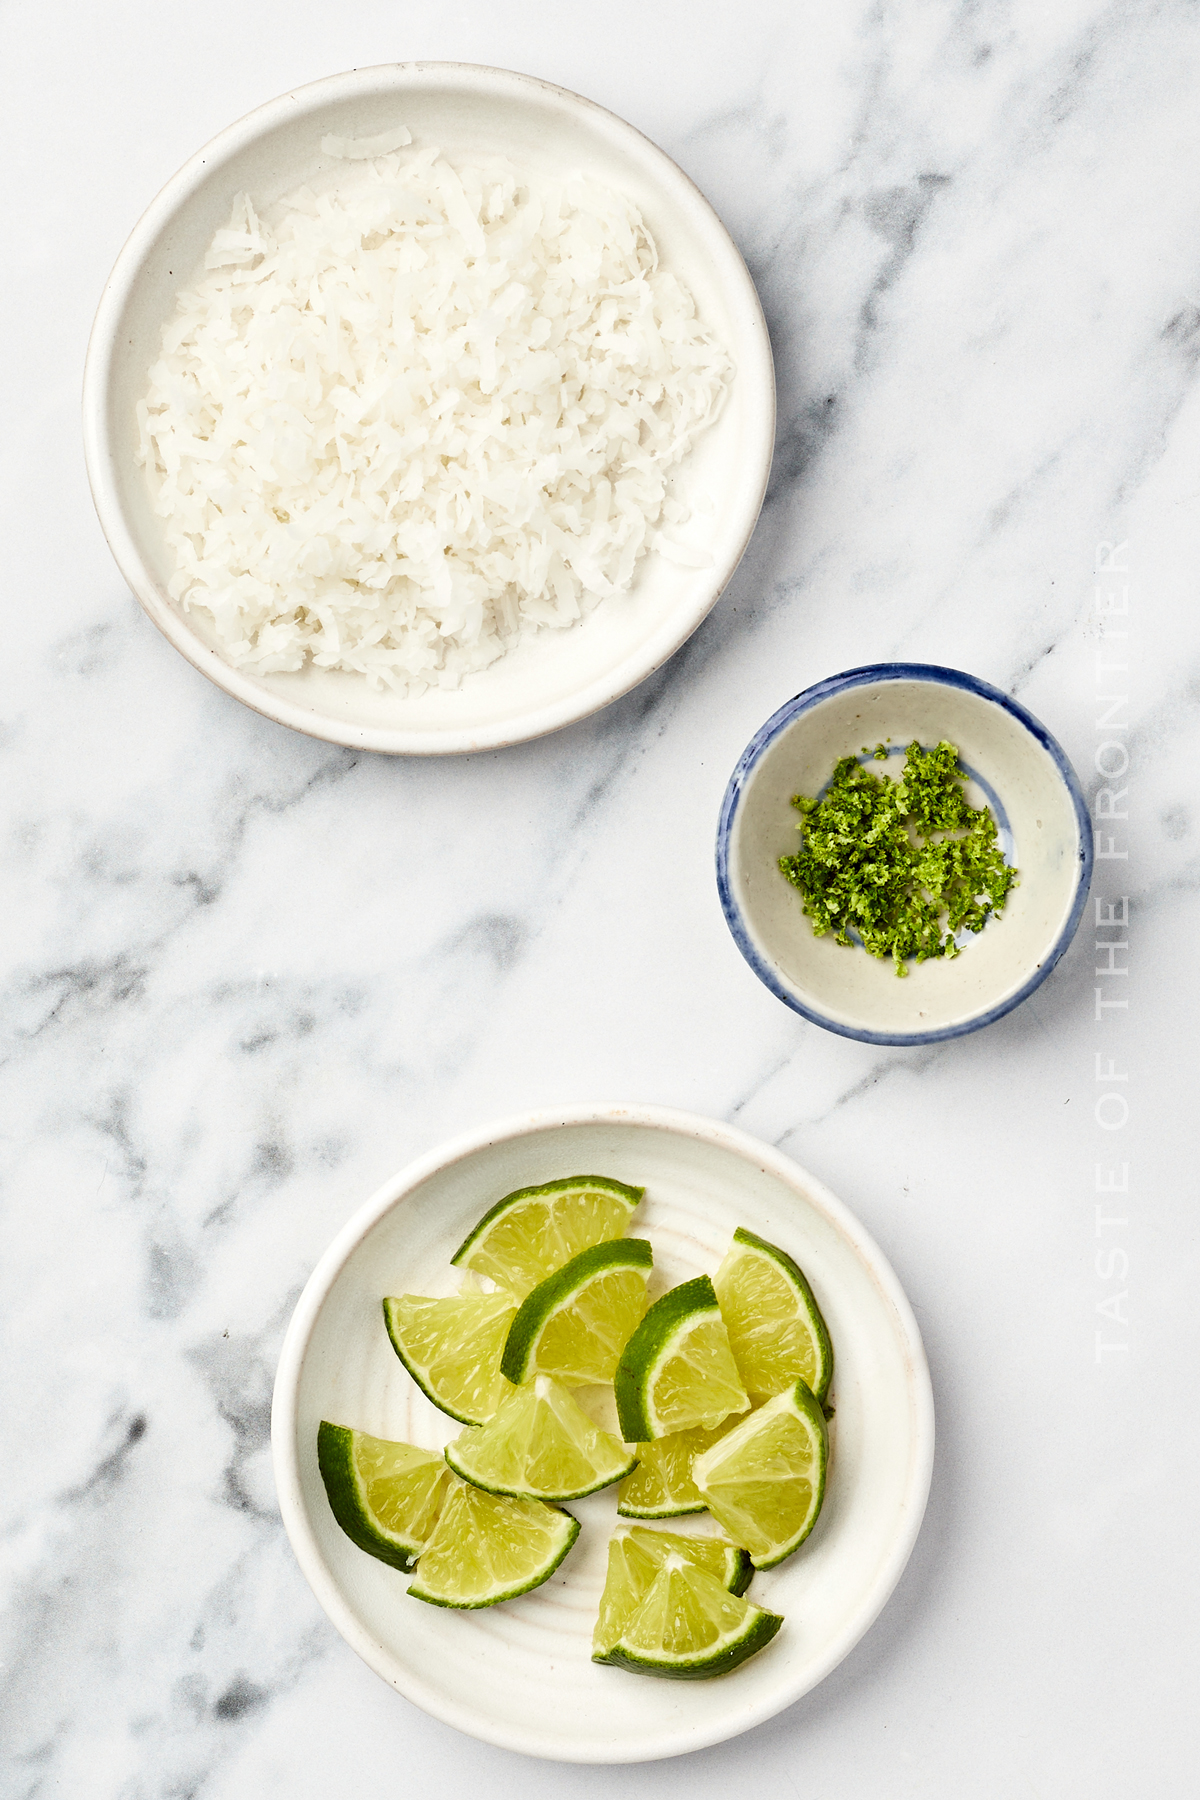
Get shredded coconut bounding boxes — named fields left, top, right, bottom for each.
left=135, top=129, right=732, bottom=693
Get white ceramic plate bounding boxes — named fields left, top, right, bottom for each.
left=272, top=1105, right=934, bottom=1762
left=83, top=64, right=775, bottom=755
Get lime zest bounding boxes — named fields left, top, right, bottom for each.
left=779, top=739, right=1019, bottom=977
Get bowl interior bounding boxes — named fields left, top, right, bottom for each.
left=87, top=65, right=773, bottom=752
left=274, top=1111, right=931, bottom=1762
left=725, top=677, right=1089, bottom=1041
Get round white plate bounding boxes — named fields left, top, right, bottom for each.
left=83, top=64, right=775, bottom=755
left=271, top=1105, right=933, bottom=1762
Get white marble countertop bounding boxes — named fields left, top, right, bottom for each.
left=3, top=2, right=1197, bottom=1793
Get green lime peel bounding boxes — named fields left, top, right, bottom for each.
left=778, top=740, right=1018, bottom=978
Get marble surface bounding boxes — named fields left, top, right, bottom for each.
left=3, top=1, right=1197, bottom=1793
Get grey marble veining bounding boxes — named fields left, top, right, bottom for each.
left=3, top=1, right=1198, bottom=1795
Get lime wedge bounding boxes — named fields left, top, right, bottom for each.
left=692, top=1377, right=829, bottom=1569
left=382, top=1291, right=517, bottom=1425
left=625, top=1526, right=753, bottom=1596
left=451, top=1175, right=643, bottom=1300
left=593, top=1529, right=661, bottom=1657
left=601, top=1555, right=783, bottom=1679
left=593, top=1527, right=753, bottom=1658
left=713, top=1226, right=834, bottom=1404
left=500, top=1238, right=653, bottom=1386
left=407, top=1475, right=579, bottom=1608
left=445, top=1374, right=636, bottom=1501
left=614, top=1276, right=750, bottom=1442
left=317, top=1422, right=451, bottom=1571
left=616, top=1419, right=736, bottom=1518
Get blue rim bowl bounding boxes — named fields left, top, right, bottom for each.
left=716, top=664, right=1093, bottom=1045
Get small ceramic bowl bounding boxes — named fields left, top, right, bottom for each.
left=82, top=63, right=774, bottom=756
left=271, top=1104, right=933, bottom=1762
left=717, top=664, right=1093, bottom=1045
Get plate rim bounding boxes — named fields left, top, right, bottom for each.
left=271, top=1102, right=935, bottom=1763
left=81, top=61, right=775, bottom=756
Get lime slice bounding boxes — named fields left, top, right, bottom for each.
left=593, top=1528, right=753, bottom=1658
left=407, top=1475, right=579, bottom=1608
left=712, top=1226, right=834, bottom=1404
left=593, top=1529, right=661, bottom=1656
left=317, top=1422, right=451, bottom=1571
left=451, top=1175, right=644, bottom=1300
left=445, top=1374, right=636, bottom=1501
left=382, top=1291, right=517, bottom=1425
left=616, top=1420, right=736, bottom=1518
left=500, top=1238, right=653, bottom=1386
left=692, top=1378, right=829, bottom=1569
left=601, top=1555, right=783, bottom=1679
left=625, top=1526, right=753, bottom=1596
left=614, top=1276, right=750, bottom=1442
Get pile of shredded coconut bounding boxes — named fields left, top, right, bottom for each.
left=136, top=125, right=732, bottom=692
